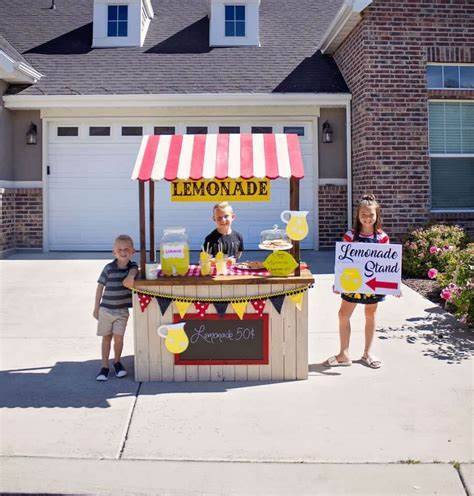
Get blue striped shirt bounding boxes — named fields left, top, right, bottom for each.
left=98, top=260, right=138, bottom=309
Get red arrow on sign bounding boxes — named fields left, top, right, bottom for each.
left=366, top=278, right=399, bottom=291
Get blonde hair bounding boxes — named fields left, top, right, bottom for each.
left=114, top=234, right=135, bottom=248
left=213, top=201, right=233, bottom=214
left=354, top=194, right=382, bottom=237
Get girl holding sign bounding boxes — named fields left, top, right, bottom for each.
left=326, top=195, right=389, bottom=369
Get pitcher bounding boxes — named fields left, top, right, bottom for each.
left=157, top=322, right=189, bottom=354
left=280, top=210, right=309, bottom=241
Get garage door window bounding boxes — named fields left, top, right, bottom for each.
left=154, top=126, right=175, bottom=135
left=57, top=127, right=78, bottom=137
left=122, top=126, right=143, bottom=136
left=89, top=126, right=111, bottom=136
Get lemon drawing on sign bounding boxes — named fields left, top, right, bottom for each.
left=340, top=268, right=363, bottom=292
left=157, top=323, right=189, bottom=354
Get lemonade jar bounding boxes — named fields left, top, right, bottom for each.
left=280, top=210, right=309, bottom=241
left=160, top=227, right=190, bottom=276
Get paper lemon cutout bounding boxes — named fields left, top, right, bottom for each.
left=263, top=251, right=298, bottom=276
left=340, top=268, right=363, bottom=292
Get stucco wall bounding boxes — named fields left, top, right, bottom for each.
left=0, top=81, right=14, bottom=180
left=318, top=108, right=346, bottom=179
left=12, top=110, right=42, bottom=181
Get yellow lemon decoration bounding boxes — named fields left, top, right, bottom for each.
left=281, top=211, right=309, bottom=241
left=340, top=268, right=363, bottom=292
left=157, top=323, right=189, bottom=354
left=263, top=251, right=298, bottom=276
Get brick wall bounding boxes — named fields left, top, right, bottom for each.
left=334, top=0, right=474, bottom=241
left=319, top=184, right=347, bottom=248
left=0, top=188, right=43, bottom=255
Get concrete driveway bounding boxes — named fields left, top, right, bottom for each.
left=0, top=251, right=472, bottom=495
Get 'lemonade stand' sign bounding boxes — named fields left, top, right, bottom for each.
left=171, top=179, right=270, bottom=202
left=334, top=242, right=402, bottom=296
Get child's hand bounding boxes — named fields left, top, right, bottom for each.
left=93, top=308, right=99, bottom=320
left=332, top=284, right=340, bottom=295
left=123, top=276, right=135, bottom=289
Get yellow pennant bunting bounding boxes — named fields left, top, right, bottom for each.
left=231, top=301, right=247, bottom=320
left=289, top=292, right=304, bottom=311
left=174, top=300, right=192, bottom=318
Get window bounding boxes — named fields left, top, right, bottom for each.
left=251, top=126, right=272, bottom=134
left=89, top=126, right=111, bottom=136
left=122, top=126, right=142, bottom=136
left=154, top=126, right=175, bottom=135
left=219, top=126, right=240, bottom=134
left=427, top=64, right=474, bottom=89
left=108, top=5, right=128, bottom=37
left=284, top=126, right=305, bottom=137
left=225, top=5, right=245, bottom=37
left=186, top=126, right=208, bottom=134
left=57, top=127, right=78, bottom=137
left=428, top=102, right=474, bottom=210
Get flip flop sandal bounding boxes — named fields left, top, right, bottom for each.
left=325, top=355, right=352, bottom=367
left=361, top=355, right=382, bottom=369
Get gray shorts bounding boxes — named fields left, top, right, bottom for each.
left=97, top=307, right=129, bottom=336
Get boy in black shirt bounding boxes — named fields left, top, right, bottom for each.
left=204, top=202, right=244, bottom=260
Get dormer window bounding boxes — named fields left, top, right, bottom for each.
left=209, top=0, right=260, bottom=47
left=107, top=5, right=128, bottom=37
left=92, top=0, right=154, bottom=48
left=225, top=5, right=245, bottom=37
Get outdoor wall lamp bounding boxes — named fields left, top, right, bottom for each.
left=322, top=121, right=333, bottom=144
left=26, top=122, right=37, bottom=145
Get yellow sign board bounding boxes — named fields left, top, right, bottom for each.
left=263, top=251, right=298, bottom=277
left=171, top=179, right=270, bottom=202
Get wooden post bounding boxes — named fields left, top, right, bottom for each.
left=139, top=180, right=146, bottom=277
left=149, top=180, right=155, bottom=263
left=290, top=177, right=301, bottom=276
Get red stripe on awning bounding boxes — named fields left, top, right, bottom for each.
left=239, top=133, right=253, bottom=179
left=164, top=135, right=183, bottom=181
left=215, top=133, right=229, bottom=179
left=287, top=133, right=305, bottom=179
left=189, top=134, right=206, bottom=180
left=263, top=133, right=278, bottom=179
left=138, top=135, right=160, bottom=181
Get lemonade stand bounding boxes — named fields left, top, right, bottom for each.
left=130, top=133, right=314, bottom=382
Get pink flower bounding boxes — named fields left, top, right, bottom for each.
left=440, top=288, right=452, bottom=301
left=427, top=268, right=438, bottom=279
left=429, top=246, right=439, bottom=254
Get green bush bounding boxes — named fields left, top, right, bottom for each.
left=402, top=224, right=469, bottom=278
left=437, top=244, right=474, bottom=326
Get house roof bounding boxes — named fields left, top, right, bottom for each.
left=0, top=0, right=348, bottom=96
left=0, top=34, right=43, bottom=84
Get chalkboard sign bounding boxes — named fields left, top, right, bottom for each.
left=173, top=314, right=269, bottom=365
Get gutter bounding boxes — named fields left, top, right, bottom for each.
left=319, top=0, right=372, bottom=54
left=3, top=92, right=352, bottom=110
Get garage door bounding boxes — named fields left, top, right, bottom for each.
left=47, top=121, right=315, bottom=251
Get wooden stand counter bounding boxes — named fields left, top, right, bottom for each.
left=132, top=269, right=314, bottom=382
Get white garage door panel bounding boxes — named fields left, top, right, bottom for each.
left=48, top=122, right=315, bottom=251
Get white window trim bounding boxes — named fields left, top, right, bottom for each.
left=428, top=100, right=474, bottom=213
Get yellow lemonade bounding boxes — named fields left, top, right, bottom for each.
left=199, top=251, right=211, bottom=276
left=160, top=243, right=190, bottom=276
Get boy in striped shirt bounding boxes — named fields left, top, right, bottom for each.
left=93, top=235, right=138, bottom=381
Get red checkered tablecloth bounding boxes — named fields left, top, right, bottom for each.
left=157, top=264, right=270, bottom=277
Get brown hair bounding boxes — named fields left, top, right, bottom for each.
left=353, top=194, right=382, bottom=238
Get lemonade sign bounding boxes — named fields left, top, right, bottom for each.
left=334, top=242, right=402, bottom=296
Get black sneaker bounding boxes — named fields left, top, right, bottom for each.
left=96, top=367, right=109, bottom=381
left=114, top=362, right=127, bottom=378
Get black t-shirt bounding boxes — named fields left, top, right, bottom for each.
left=203, top=229, right=244, bottom=257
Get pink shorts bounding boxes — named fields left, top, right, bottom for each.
left=97, top=307, right=129, bottom=336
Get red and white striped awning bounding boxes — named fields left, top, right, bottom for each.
left=131, top=133, right=304, bottom=181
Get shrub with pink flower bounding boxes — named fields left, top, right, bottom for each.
left=440, top=287, right=452, bottom=301
left=427, top=268, right=438, bottom=279
left=429, top=246, right=439, bottom=254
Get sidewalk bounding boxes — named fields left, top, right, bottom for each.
left=0, top=252, right=472, bottom=495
